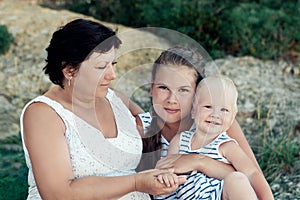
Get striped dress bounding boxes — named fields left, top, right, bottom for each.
left=138, top=112, right=196, bottom=158
left=138, top=113, right=236, bottom=199
left=156, top=131, right=236, bottom=200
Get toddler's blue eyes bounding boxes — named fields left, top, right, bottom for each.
left=221, top=108, right=229, bottom=112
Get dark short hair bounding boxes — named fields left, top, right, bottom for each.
left=43, top=19, right=122, bottom=88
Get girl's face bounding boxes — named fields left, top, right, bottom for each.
left=151, top=65, right=197, bottom=125
left=73, top=49, right=117, bottom=99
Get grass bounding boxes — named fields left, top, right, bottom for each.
left=254, top=101, right=299, bottom=178
left=246, top=99, right=300, bottom=198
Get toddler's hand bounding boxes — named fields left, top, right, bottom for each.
left=156, top=173, right=179, bottom=188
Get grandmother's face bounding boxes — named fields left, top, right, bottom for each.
left=73, top=48, right=117, bottom=99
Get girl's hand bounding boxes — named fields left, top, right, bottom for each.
left=156, top=154, right=203, bottom=174
left=156, top=154, right=236, bottom=180
left=135, top=168, right=186, bottom=196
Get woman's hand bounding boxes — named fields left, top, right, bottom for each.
left=135, top=168, right=186, bottom=196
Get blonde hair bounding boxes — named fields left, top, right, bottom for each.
left=196, top=75, right=238, bottom=111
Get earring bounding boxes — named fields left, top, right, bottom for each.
left=68, top=77, right=72, bottom=86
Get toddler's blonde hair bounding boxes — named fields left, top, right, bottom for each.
left=195, top=75, right=238, bottom=112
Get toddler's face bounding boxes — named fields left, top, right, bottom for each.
left=192, top=81, right=237, bottom=135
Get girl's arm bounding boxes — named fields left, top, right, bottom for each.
left=23, top=103, right=183, bottom=199
left=227, top=119, right=262, bottom=172
left=114, top=89, right=146, bottom=136
left=220, top=141, right=274, bottom=200
left=157, top=134, right=235, bottom=180
left=113, top=89, right=144, bottom=116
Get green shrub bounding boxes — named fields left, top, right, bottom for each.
left=55, top=0, right=300, bottom=61
left=0, top=24, right=13, bottom=55
left=217, top=2, right=300, bottom=60
left=0, top=134, right=28, bottom=200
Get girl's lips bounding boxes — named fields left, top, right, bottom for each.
left=164, top=108, right=180, bottom=114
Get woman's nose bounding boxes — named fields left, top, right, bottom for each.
left=104, top=63, right=116, bottom=80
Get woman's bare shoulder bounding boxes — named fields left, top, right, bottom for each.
left=23, top=101, right=65, bottom=134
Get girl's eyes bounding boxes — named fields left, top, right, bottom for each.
left=204, top=105, right=212, bottom=109
left=179, top=88, right=190, bottom=93
left=157, top=85, right=169, bottom=90
left=156, top=86, right=190, bottom=92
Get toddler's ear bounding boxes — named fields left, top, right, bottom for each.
left=191, top=107, right=196, bottom=119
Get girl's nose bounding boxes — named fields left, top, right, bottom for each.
left=167, top=91, right=178, bottom=104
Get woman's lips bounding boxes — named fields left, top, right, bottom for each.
left=100, top=83, right=110, bottom=87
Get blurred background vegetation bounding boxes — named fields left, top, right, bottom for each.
left=0, top=24, right=13, bottom=55
left=0, top=0, right=299, bottom=199
left=41, top=0, right=300, bottom=62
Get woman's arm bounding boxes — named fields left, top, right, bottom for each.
left=23, top=103, right=183, bottom=199
left=227, top=119, right=262, bottom=172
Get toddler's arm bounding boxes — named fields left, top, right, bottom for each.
left=220, top=141, right=274, bottom=200
left=227, top=120, right=262, bottom=172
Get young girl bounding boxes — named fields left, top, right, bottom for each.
left=156, top=75, right=274, bottom=200
left=137, top=46, right=262, bottom=179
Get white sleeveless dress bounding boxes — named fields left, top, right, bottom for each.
left=20, top=89, right=150, bottom=199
